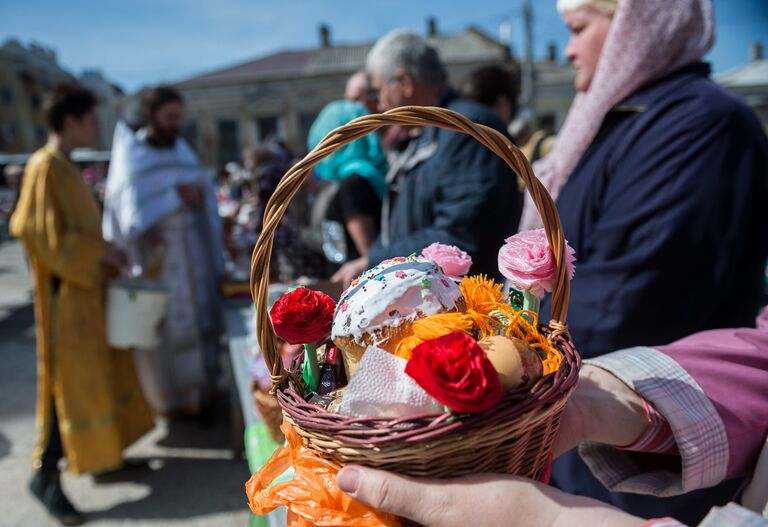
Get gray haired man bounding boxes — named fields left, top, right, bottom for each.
left=332, top=30, right=523, bottom=285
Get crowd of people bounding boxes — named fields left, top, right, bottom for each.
left=5, top=0, right=768, bottom=525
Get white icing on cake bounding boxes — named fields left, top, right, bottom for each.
left=332, top=256, right=463, bottom=343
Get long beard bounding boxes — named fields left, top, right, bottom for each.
left=147, top=128, right=178, bottom=148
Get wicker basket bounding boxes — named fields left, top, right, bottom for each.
left=252, top=380, right=285, bottom=444
left=250, top=106, right=580, bottom=479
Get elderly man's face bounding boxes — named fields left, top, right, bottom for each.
left=345, top=72, right=378, bottom=113
left=369, top=69, right=410, bottom=113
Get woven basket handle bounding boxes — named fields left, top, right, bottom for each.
left=250, top=105, right=571, bottom=390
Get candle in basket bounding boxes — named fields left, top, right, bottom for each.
left=269, top=287, right=336, bottom=393
left=498, top=228, right=576, bottom=315
left=317, top=345, right=347, bottom=395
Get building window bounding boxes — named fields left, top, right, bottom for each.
left=298, top=112, right=318, bottom=147
left=1, top=86, right=13, bottom=106
left=538, top=114, right=556, bottom=134
left=1, top=121, right=18, bottom=144
left=182, top=122, right=198, bottom=150
left=217, top=120, right=239, bottom=167
left=35, top=125, right=47, bottom=145
left=30, top=92, right=42, bottom=111
left=255, top=115, right=279, bottom=142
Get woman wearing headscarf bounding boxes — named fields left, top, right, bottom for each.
left=517, top=0, right=768, bottom=523
left=307, top=100, right=388, bottom=264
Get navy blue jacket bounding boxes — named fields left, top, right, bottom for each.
left=548, top=63, right=768, bottom=523
left=367, top=92, right=523, bottom=278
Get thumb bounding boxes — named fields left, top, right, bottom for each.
left=337, top=466, right=441, bottom=524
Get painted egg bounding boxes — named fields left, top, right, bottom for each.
left=477, top=335, right=543, bottom=389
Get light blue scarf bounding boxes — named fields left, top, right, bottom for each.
left=307, top=100, right=388, bottom=198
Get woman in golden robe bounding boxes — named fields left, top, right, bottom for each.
left=10, top=84, right=153, bottom=525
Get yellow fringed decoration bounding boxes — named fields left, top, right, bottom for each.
left=459, top=275, right=504, bottom=314
left=466, top=309, right=495, bottom=336
left=412, top=312, right=474, bottom=338
left=394, top=312, right=474, bottom=359
left=393, top=335, right=423, bottom=359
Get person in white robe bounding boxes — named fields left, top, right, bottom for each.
left=103, top=86, right=224, bottom=416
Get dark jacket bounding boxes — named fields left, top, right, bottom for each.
left=548, top=63, right=768, bottom=523
left=367, top=92, right=523, bottom=278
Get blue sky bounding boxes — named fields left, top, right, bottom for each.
left=2, top=0, right=766, bottom=92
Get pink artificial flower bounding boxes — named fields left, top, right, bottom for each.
left=421, top=243, right=473, bottom=278
left=498, top=229, right=576, bottom=298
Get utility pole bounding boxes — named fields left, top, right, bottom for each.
left=521, top=0, right=535, bottom=111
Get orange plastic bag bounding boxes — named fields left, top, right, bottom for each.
left=246, top=421, right=401, bottom=527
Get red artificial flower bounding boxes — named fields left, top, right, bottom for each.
left=405, top=330, right=503, bottom=413
left=269, top=287, right=336, bottom=345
